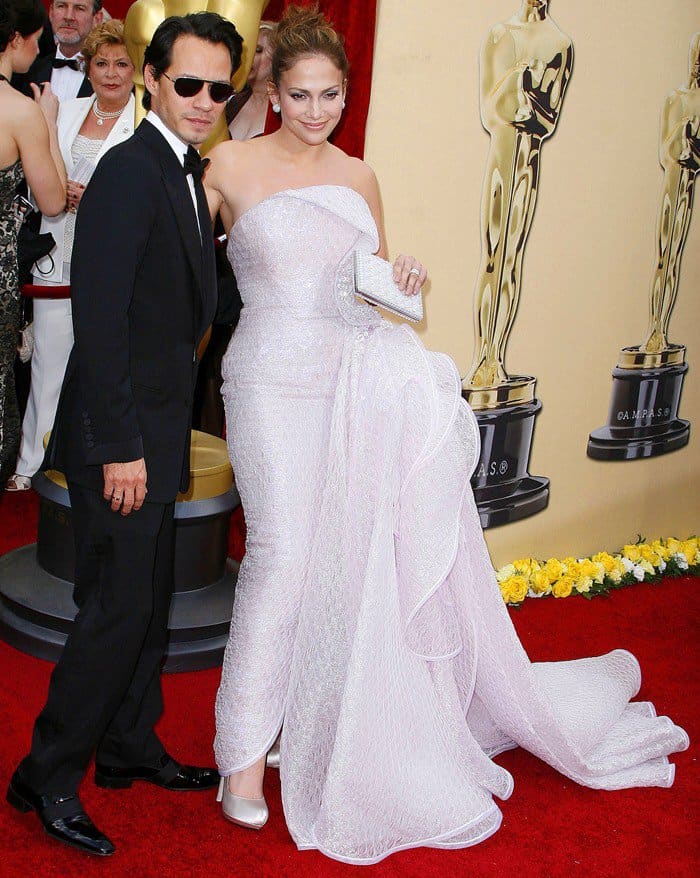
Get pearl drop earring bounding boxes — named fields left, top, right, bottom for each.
left=342, top=101, right=346, bottom=108
left=272, top=102, right=280, bottom=113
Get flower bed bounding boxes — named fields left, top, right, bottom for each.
left=496, top=537, right=699, bottom=606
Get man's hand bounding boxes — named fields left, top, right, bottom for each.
left=103, top=459, right=147, bottom=515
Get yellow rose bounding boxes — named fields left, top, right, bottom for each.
left=592, top=552, right=617, bottom=573
left=679, top=540, right=698, bottom=565
left=543, top=558, right=563, bottom=582
left=530, top=569, right=551, bottom=595
left=622, top=544, right=642, bottom=563
left=639, top=544, right=655, bottom=562
left=508, top=575, right=530, bottom=603
left=565, top=560, right=582, bottom=581
left=552, top=576, right=574, bottom=598
left=580, top=559, right=598, bottom=581
left=639, top=559, right=655, bottom=576
left=651, top=540, right=670, bottom=562
left=500, top=575, right=528, bottom=604
left=666, top=537, right=682, bottom=555
left=514, top=557, right=540, bottom=576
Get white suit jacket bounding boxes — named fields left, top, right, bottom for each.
left=35, top=93, right=135, bottom=283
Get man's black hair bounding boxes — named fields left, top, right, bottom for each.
left=142, top=12, right=243, bottom=110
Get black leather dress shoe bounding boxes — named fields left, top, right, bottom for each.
left=6, top=771, right=115, bottom=856
left=94, top=754, right=219, bottom=791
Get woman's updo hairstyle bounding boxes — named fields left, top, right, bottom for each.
left=1, top=0, right=45, bottom=53
left=270, top=4, right=348, bottom=87
left=0, top=1, right=15, bottom=54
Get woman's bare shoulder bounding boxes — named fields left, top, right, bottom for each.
left=1, top=88, right=39, bottom=125
left=344, top=156, right=380, bottom=201
left=207, top=136, right=272, bottom=181
left=208, top=134, right=275, bottom=161
left=322, top=145, right=376, bottom=187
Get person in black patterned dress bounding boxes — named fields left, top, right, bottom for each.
left=0, top=0, right=65, bottom=491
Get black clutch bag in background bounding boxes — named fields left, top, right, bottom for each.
left=13, top=193, right=56, bottom=284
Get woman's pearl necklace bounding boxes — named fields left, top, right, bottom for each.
left=92, top=100, right=127, bottom=125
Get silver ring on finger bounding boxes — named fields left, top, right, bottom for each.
left=409, top=267, right=421, bottom=277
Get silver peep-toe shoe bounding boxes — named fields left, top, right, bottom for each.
left=216, top=777, right=268, bottom=830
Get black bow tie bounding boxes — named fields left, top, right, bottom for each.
left=183, top=146, right=210, bottom=182
left=52, top=57, right=81, bottom=71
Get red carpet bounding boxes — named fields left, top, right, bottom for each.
left=0, top=490, right=697, bottom=877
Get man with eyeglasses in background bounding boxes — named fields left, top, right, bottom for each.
left=7, top=13, right=243, bottom=857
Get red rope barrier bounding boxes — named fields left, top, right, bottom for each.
left=21, top=284, right=71, bottom=299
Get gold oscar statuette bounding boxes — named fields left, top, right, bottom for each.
left=464, top=0, right=573, bottom=527
left=125, top=0, right=270, bottom=151
left=588, top=33, right=698, bottom=461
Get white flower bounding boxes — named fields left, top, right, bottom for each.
left=673, top=553, right=689, bottom=571
left=527, top=588, right=547, bottom=599
left=658, top=559, right=666, bottom=572
left=496, top=563, right=516, bottom=583
left=621, top=557, right=634, bottom=573
left=632, top=565, right=645, bottom=582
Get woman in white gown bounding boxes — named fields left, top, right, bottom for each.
left=205, top=6, right=689, bottom=866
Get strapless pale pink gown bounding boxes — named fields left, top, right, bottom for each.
left=214, top=185, right=688, bottom=865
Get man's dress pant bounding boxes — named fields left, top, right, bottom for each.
left=20, top=483, right=176, bottom=795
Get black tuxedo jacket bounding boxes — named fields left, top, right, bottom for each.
left=12, top=51, right=93, bottom=99
left=45, top=119, right=219, bottom=503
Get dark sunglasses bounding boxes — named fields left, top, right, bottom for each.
left=162, top=72, right=235, bottom=104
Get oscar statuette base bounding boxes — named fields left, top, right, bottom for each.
left=463, top=378, right=549, bottom=528
left=0, top=473, right=240, bottom=673
left=588, top=345, right=690, bottom=461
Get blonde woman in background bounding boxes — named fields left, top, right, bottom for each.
left=226, top=20, right=273, bottom=140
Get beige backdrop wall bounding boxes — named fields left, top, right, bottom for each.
left=364, top=0, right=700, bottom=568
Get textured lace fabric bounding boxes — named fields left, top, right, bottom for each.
left=0, top=159, right=25, bottom=486
left=214, top=185, right=689, bottom=865
left=64, top=135, right=103, bottom=257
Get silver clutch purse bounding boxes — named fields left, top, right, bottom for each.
left=353, top=251, right=424, bottom=323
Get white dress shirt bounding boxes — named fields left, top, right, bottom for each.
left=50, top=46, right=85, bottom=103
left=145, top=110, right=201, bottom=234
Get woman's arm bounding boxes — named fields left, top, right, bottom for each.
left=15, top=85, right=66, bottom=216
left=204, top=141, right=226, bottom=224
left=357, top=161, right=427, bottom=297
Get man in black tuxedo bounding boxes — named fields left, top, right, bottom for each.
left=7, top=13, right=243, bottom=857
left=14, top=0, right=103, bottom=100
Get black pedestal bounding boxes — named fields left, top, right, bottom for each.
left=0, top=473, right=240, bottom=672
left=588, top=362, right=690, bottom=461
left=467, top=398, right=549, bottom=528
